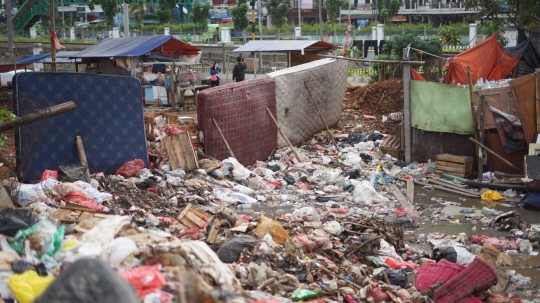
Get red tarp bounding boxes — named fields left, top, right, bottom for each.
left=445, top=34, right=520, bottom=85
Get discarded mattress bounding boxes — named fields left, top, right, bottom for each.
left=197, top=78, right=277, bottom=166
left=14, top=73, right=149, bottom=181
left=268, top=58, right=348, bottom=148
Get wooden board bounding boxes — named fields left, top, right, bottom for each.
left=50, top=205, right=108, bottom=223
left=511, top=74, right=537, bottom=144
left=163, top=132, right=199, bottom=171
left=474, top=86, right=518, bottom=130
left=177, top=204, right=210, bottom=228
left=436, top=164, right=466, bottom=174
left=536, top=69, right=540, bottom=133
left=436, top=160, right=465, bottom=169
left=436, top=154, right=473, bottom=164
left=436, top=170, right=466, bottom=178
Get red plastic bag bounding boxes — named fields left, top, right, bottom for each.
left=40, top=170, right=59, bottom=181
left=118, top=265, right=166, bottom=296
left=62, top=191, right=104, bottom=211
left=385, top=257, right=417, bottom=270
left=115, top=159, right=144, bottom=178
left=177, top=227, right=202, bottom=240
left=371, top=287, right=390, bottom=303
left=396, top=206, right=407, bottom=217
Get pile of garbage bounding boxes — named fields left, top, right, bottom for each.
left=0, top=129, right=539, bottom=303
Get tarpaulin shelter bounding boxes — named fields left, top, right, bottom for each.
left=444, top=34, right=520, bottom=85
left=0, top=53, right=51, bottom=73
left=506, top=30, right=540, bottom=76
left=231, top=40, right=337, bottom=67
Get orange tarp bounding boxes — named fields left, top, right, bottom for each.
left=444, top=34, right=520, bottom=85
left=411, top=68, right=426, bottom=81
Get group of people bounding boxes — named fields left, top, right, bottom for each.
left=208, top=56, right=247, bottom=87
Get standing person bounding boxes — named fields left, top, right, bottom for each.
left=232, top=56, right=245, bottom=82
left=209, top=62, right=221, bottom=87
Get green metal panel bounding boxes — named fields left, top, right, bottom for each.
left=410, top=81, right=474, bottom=135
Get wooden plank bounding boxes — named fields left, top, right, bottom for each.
left=177, top=204, right=193, bottom=221
left=76, top=135, right=90, bottom=176
left=478, top=95, right=486, bottom=181
left=163, top=136, right=180, bottom=170
left=428, top=180, right=480, bottom=196
left=510, top=74, right=537, bottom=144
left=436, top=161, right=466, bottom=169
left=406, top=179, right=414, bottom=203
left=536, top=69, right=540, bottom=133
left=436, top=154, right=472, bottom=164
left=207, top=218, right=221, bottom=244
left=185, top=211, right=207, bottom=228
left=437, top=170, right=466, bottom=178
left=164, top=133, right=198, bottom=171
left=436, top=164, right=466, bottom=174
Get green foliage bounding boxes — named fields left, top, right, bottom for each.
left=156, top=9, right=172, bottom=24
left=0, top=109, right=15, bottom=148
left=333, top=47, right=362, bottom=58
left=89, top=0, right=116, bottom=28
left=231, top=0, right=250, bottom=31
left=159, top=0, right=177, bottom=11
left=464, top=0, right=539, bottom=29
left=381, top=32, right=442, bottom=60
left=480, top=21, right=510, bottom=46
left=324, top=0, right=346, bottom=24
left=191, top=0, right=211, bottom=30
left=134, top=0, right=146, bottom=31
left=438, top=26, right=461, bottom=48
left=267, top=0, right=291, bottom=30
left=376, top=0, right=400, bottom=23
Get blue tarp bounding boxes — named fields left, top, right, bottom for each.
left=64, top=35, right=200, bottom=58
left=0, top=53, right=51, bottom=73
left=14, top=73, right=149, bottom=182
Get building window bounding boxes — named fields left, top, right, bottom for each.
left=293, top=0, right=299, bottom=8
left=222, top=0, right=228, bottom=4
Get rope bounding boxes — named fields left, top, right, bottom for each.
left=409, top=47, right=447, bottom=60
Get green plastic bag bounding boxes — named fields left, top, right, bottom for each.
left=11, top=220, right=65, bottom=258
left=291, top=289, right=323, bottom=301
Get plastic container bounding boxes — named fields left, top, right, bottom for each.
left=482, top=207, right=500, bottom=216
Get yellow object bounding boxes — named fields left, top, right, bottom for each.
left=7, top=270, right=54, bottom=303
left=62, top=238, right=79, bottom=251
left=376, top=165, right=381, bottom=172
left=254, top=215, right=290, bottom=245
left=481, top=190, right=506, bottom=201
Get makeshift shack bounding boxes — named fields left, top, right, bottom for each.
left=231, top=40, right=337, bottom=68
left=42, top=51, right=82, bottom=72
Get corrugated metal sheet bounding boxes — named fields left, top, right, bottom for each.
left=510, top=74, right=537, bottom=144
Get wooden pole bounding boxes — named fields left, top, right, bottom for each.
left=536, top=68, right=540, bottom=132
left=170, top=62, right=176, bottom=110
left=50, top=0, right=57, bottom=72
left=318, top=54, right=426, bottom=65
left=0, top=101, right=77, bottom=133
left=304, top=81, right=337, bottom=146
left=76, top=136, right=90, bottom=176
left=467, top=66, right=481, bottom=171
left=469, top=137, right=523, bottom=174
left=212, top=117, right=235, bottom=158
left=477, top=95, right=485, bottom=181
left=402, top=48, right=412, bottom=163
left=265, top=107, right=303, bottom=163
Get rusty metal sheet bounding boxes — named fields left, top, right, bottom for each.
left=510, top=74, right=537, bottom=144
left=473, top=86, right=518, bottom=130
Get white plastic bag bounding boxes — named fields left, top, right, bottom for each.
left=291, top=207, right=321, bottom=222
left=222, top=157, right=251, bottom=180
left=101, top=237, right=138, bottom=268
left=74, top=181, right=113, bottom=203
left=344, top=153, right=362, bottom=166
left=14, top=184, right=47, bottom=207
left=323, top=221, right=343, bottom=236
left=352, top=180, right=389, bottom=204
left=234, top=184, right=254, bottom=196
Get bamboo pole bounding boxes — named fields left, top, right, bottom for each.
left=304, top=81, right=337, bottom=147
left=212, top=117, right=235, bottom=158
left=265, top=107, right=302, bottom=163
left=318, top=54, right=426, bottom=65
left=0, top=102, right=77, bottom=133
left=469, top=137, right=523, bottom=173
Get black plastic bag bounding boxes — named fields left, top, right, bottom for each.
left=344, top=169, right=360, bottom=179
left=216, top=235, right=259, bottom=263
left=368, top=132, right=384, bottom=142
left=394, top=160, right=407, bottom=167
left=346, top=133, right=367, bottom=145
left=284, top=174, right=296, bottom=185
left=0, top=208, right=38, bottom=237
left=376, top=268, right=408, bottom=287
left=217, top=211, right=237, bottom=227
left=11, top=260, right=36, bottom=274
left=360, top=153, right=372, bottom=161
left=58, top=164, right=90, bottom=183
left=267, top=164, right=281, bottom=172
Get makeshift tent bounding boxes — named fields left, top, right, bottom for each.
left=506, top=30, right=540, bottom=75
left=444, top=34, right=520, bottom=85
left=62, top=35, right=200, bottom=58
left=0, top=53, right=51, bottom=73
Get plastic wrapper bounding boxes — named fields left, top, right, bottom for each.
left=0, top=208, right=38, bottom=237
left=291, top=289, right=323, bottom=301
left=101, top=237, right=138, bottom=268
left=14, top=184, right=47, bottom=207
left=115, top=159, right=145, bottom=178
left=74, top=181, right=112, bottom=203
left=7, top=268, right=55, bottom=303
left=351, top=180, right=389, bottom=204
left=291, top=207, right=320, bottom=222
left=59, top=164, right=90, bottom=183
left=481, top=190, right=506, bottom=201
left=222, top=157, right=251, bottom=180
left=323, top=221, right=343, bottom=236
left=62, top=191, right=104, bottom=211
left=11, top=220, right=65, bottom=257
left=118, top=265, right=166, bottom=296
left=40, top=170, right=59, bottom=181
left=254, top=215, right=290, bottom=245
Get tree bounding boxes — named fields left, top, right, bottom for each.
left=464, top=0, right=539, bottom=30
left=376, top=0, right=400, bottom=23
left=155, top=0, right=176, bottom=24
left=267, top=0, right=290, bottom=38
left=231, top=0, right=250, bottom=33
left=133, top=0, right=146, bottom=31
left=89, top=0, right=117, bottom=28
left=438, top=26, right=461, bottom=49
left=191, top=0, right=211, bottom=30
left=324, top=0, right=346, bottom=24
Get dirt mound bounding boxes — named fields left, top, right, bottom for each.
left=344, top=78, right=404, bottom=116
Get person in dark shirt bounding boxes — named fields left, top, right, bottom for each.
left=241, top=58, right=246, bottom=70
left=232, top=56, right=245, bottom=82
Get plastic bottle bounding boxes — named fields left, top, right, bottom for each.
left=370, top=173, right=379, bottom=185
left=482, top=207, right=500, bottom=216
left=236, top=204, right=252, bottom=209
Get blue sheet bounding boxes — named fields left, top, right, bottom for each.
left=14, top=73, right=148, bottom=182
left=0, top=53, right=51, bottom=73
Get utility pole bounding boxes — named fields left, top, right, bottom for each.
left=298, top=0, right=301, bottom=26
left=122, top=2, right=129, bottom=37
left=50, top=0, right=57, bottom=72
left=250, top=0, right=255, bottom=40
left=318, top=0, right=323, bottom=40
left=258, top=0, right=262, bottom=72
left=6, top=0, right=13, bottom=54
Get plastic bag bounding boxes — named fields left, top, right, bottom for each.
left=118, top=265, right=166, bottom=296
left=51, top=183, right=91, bottom=198
left=352, top=180, right=388, bottom=204
left=74, top=181, right=112, bottom=203
left=384, top=257, right=416, bottom=270
left=14, top=184, right=47, bottom=207
left=62, top=191, right=104, bottom=211
left=291, top=207, right=320, bottom=222
left=216, top=235, right=259, bottom=263
left=254, top=215, right=290, bottom=245
left=481, top=190, right=506, bottom=201
left=503, top=189, right=517, bottom=199
left=291, top=289, right=323, bottom=301
left=59, top=164, right=90, bottom=183
left=7, top=270, right=55, bottom=303
left=323, top=221, right=343, bottom=236
left=101, top=237, right=138, bottom=268
left=115, top=159, right=144, bottom=178
left=222, top=157, right=251, bottom=180
left=11, top=220, right=65, bottom=257
left=376, top=268, right=408, bottom=287
left=40, top=170, right=59, bottom=181
left=344, top=153, right=362, bottom=166
left=0, top=208, right=38, bottom=237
